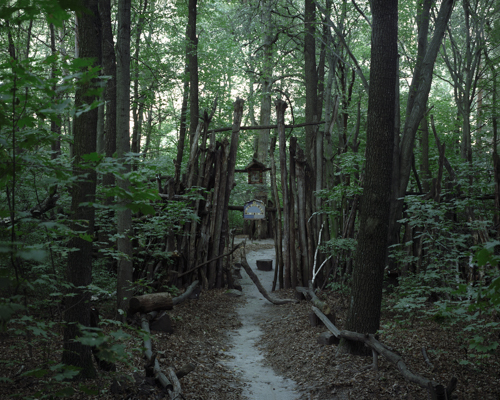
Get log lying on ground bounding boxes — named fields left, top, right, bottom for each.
left=140, top=314, right=174, bottom=391
left=141, top=314, right=191, bottom=399
left=130, top=293, right=173, bottom=314
left=311, top=306, right=457, bottom=400
left=297, top=282, right=332, bottom=315
left=173, top=280, right=200, bottom=305
left=240, top=255, right=297, bottom=305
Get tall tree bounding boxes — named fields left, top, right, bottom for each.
left=62, top=0, right=100, bottom=378
left=99, top=0, right=117, bottom=190
left=304, top=0, right=318, bottom=170
left=340, top=0, right=398, bottom=355
left=116, top=0, right=133, bottom=314
left=187, top=0, right=199, bottom=147
left=388, top=0, right=455, bottom=249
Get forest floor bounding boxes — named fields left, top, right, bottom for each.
left=1, top=238, right=500, bottom=399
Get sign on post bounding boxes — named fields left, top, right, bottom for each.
left=243, top=199, right=265, bottom=220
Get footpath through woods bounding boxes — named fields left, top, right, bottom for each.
left=221, top=238, right=300, bottom=399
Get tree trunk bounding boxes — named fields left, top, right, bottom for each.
left=340, top=0, right=398, bottom=355
left=116, top=0, right=133, bottom=314
left=175, top=58, right=189, bottom=190
left=304, top=0, right=318, bottom=170
left=388, top=0, right=455, bottom=255
left=277, top=100, right=290, bottom=288
left=289, top=137, right=298, bottom=287
left=270, top=137, right=283, bottom=291
left=99, top=0, right=117, bottom=193
left=187, top=0, right=199, bottom=148
left=296, top=144, right=310, bottom=285
left=62, top=0, right=100, bottom=379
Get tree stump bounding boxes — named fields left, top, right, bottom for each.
left=256, top=259, right=273, bottom=271
left=150, top=312, right=174, bottom=334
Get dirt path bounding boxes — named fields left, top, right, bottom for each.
left=220, top=240, right=301, bottom=399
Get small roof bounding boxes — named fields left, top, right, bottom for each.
left=244, top=158, right=267, bottom=170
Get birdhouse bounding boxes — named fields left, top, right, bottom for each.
left=244, top=159, right=268, bottom=184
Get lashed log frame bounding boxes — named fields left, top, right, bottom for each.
left=217, top=98, right=245, bottom=288
left=208, top=142, right=228, bottom=288
left=206, top=120, right=325, bottom=134
left=311, top=306, right=457, bottom=400
left=240, top=254, right=297, bottom=305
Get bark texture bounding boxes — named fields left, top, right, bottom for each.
left=116, top=0, right=133, bottom=313
left=341, top=0, right=398, bottom=355
left=62, top=0, right=100, bottom=378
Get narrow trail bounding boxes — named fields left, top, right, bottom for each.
left=220, top=240, right=301, bottom=400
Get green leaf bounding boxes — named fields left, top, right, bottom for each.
left=21, top=368, right=49, bottom=378
left=79, top=384, right=99, bottom=395
left=79, top=233, right=93, bottom=242
left=17, top=249, right=47, bottom=262
left=139, top=203, right=156, bottom=216
left=82, top=152, right=103, bottom=163
left=54, top=386, right=75, bottom=396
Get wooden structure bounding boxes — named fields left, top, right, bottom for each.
left=235, top=158, right=270, bottom=184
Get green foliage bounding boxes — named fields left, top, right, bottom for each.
left=389, top=240, right=500, bottom=364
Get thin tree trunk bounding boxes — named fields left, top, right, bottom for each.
left=296, top=144, right=310, bottom=285
left=116, top=0, right=133, bottom=314
left=277, top=100, right=290, bottom=289
left=270, top=137, right=283, bottom=291
left=99, top=0, right=117, bottom=193
left=187, top=0, right=199, bottom=148
left=49, top=23, right=61, bottom=159
left=289, top=137, right=298, bottom=288
left=175, top=59, right=189, bottom=190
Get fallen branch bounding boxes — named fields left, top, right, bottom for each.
left=140, top=314, right=173, bottom=391
left=311, top=306, right=457, bottom=399
left=240, top=254, right=297, bottom=305
left=177, top=243, right=244, bottom=278
left=312, top=306, right=340, bottom=336
left=297, top=283, right=332, bottom=316
left=173, top=280, right=200, bottom=305
left=421, top=347, right=436, bottom=372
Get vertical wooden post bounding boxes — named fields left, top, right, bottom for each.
left=217, top=98, right=244, bottom=287
left=270, top=137, right=283, bottom=291
left=289, top=137, right=298, bottom=287
left=276, top=99, right=290, bottom=289
left=296, top=144, right=310, bottom=285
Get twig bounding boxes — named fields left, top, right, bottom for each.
left=421, top=347, right=436, bottom=372
left=178, top=243, right=243, bottom=277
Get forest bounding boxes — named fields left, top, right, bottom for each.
left=1, top=0, right=500, bottom=398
